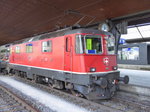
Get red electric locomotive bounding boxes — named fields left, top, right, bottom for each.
left=9, top=27, right=129, bottom=100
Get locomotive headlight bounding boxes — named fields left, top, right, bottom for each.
left=90, top=67, right=96, bottom=72
left=113, top=66, right=118, bottom=70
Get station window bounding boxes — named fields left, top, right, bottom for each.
left=118, top=47, right=139, bottom=60
left=42, top=40, right=52, bottom=52
left=26, top=43, right=33, bottom=53
left=15, top=46, right=20, bottom=53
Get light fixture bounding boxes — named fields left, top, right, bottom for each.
left=98, top=22, right=110, bottom=32
left=90, top=67, right=96, bottom=72
left=113, top=66, right=118, bottom=70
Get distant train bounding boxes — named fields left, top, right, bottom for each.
left=7, top=27, right=129, bottom=100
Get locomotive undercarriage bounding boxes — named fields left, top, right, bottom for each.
left=7, top=64, right=129, bottom=100
left=72, top=72, right=121, bottom=100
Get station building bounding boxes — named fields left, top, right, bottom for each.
left=118, top=24, right=150, bottom=66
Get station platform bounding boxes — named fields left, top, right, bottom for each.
left=119, top=68, right=150, bottom=88
left=118, top=64, right=150, bottom=70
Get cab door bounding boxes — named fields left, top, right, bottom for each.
left=64, top=37, right=72, bottom=71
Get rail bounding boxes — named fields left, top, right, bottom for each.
left=0, top=85, right=39, bottom=112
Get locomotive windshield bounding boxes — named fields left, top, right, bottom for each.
left=76, top=35, right=84, bottom=54
left=85, top=35, right=102, bottom=54
left=76, top=35, right=102, bottom=54
left=106, top=35, right=115, bottom=54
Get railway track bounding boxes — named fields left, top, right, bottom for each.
left=12, top=76, right=123, bottom=112
left=112, top=93, right=150, bottom=111
left=13, top=76, right=150, bottom=112
left=1, top=75, right=150, bottom=112
left=97, top=89, right=150, bottom=112
left=0, top=85, right=38, bottom=112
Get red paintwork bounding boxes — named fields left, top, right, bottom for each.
left=9, top=33, right=117, bottom=73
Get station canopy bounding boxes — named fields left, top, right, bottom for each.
left=121, top=23, right=150, bottom=43
left=0, top=0, right=150, bottom=45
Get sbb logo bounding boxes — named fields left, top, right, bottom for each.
left=103, top=57, right=109, bottom=66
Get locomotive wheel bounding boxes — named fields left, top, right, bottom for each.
left=33, top=75, right=39, bottom=83
left=47, top=82, right=53, bottom=88
left=33, top=75, right=37, bottom=83
left=110, top=91, right=115, bottom=98
left=15, top=70, right=20, bottom=76
left=35, top=76, right=41, bottom=83
left=70, top=90, right=84, bottom=97
left=9, top=69, right=15, bottom=75
left=3, top=70, right=8, bottom=75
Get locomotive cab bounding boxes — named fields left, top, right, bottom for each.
left=71, top=30, right=129, bottom=100
left=75, top=34, right=117, bottom=72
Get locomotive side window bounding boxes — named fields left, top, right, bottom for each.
left=85, top=35, right=102, bottom=54
left=106, top=35, right=115, bottom=54
left=26, top=44, right=33, bottom=53
left=66, top=37, right=71, bottom=52
left=42, top=40, right=52, bottom=52
left=15, top=46, right=20, bottom=53
left=76, top=35, right=84, bottom=54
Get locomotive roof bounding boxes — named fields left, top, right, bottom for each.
left=65, top=28, right=112, bottom=35
left=12, top=27, right=112, bottom=45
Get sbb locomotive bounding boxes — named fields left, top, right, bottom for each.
left=8, top=27, right=129, bottom=100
